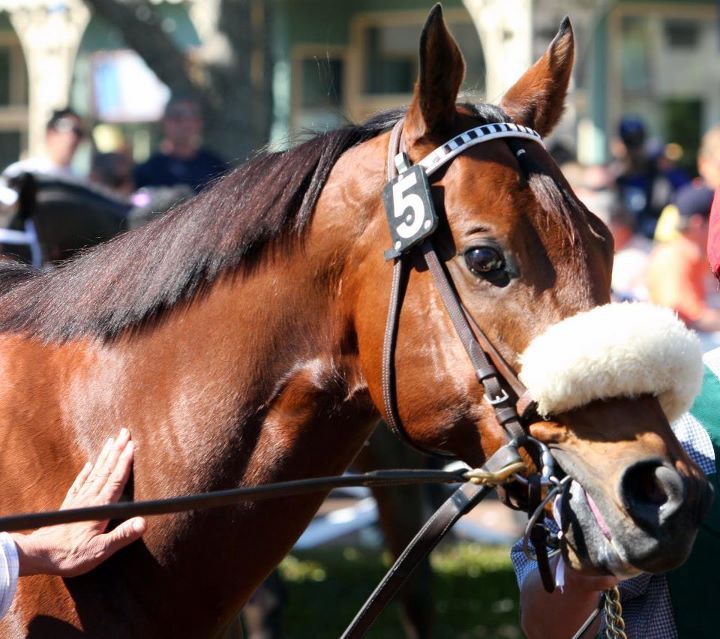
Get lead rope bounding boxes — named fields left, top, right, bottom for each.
left=571, top=587, right=628, bottom=639
left=604, top=586, right=628, bottom=639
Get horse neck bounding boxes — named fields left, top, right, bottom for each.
left=5, top=136, right=391, bottom=636
left=102, top=213, right=380, bottom=632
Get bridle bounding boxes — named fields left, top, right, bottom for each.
left=375, top=118, right=624, bottom=639
left=380, top=117, right=541, bottom=458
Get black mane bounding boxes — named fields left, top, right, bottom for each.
left=0, top=105, right=513, bottom=342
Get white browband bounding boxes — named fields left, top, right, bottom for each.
left=407, top=122, right=544, bottom=178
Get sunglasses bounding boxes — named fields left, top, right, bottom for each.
left=52, top=118, right=85, bottom=137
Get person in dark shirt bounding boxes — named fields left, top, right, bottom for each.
left=134, top=96, right=227, bottom=194
left=611, top=115, right=690, bottom=238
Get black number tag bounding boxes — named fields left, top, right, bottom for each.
left=383, top=165, right=438, bottom=258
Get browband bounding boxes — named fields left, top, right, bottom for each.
left=395, top=122, right=544, bottom=178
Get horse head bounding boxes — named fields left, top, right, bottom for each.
left=345, top=6, right=710, bottom=579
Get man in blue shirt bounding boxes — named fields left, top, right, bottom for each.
left=134, top=97, right=227, bottom=194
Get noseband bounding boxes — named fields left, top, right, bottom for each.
left=381, top=118, right=542, bottom=456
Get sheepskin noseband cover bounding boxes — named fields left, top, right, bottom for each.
left=518, top=303, right=703, bottom=422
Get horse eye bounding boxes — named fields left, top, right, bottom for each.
left=464, top=247, right=505, bottom=276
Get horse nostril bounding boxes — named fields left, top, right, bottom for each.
left=620, top=461, right=686, bottom=529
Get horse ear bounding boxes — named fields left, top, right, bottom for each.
left=404, top=4, right=465, bottom=147
left=499, top=17, right=575, bottom=137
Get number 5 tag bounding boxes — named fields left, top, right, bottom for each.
left=383, top=164, right=438, bottom=258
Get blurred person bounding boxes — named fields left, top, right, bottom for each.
left=90, top=151, right=195, bottom=231
left=90, top=151, right=135, bottom=198
left=0, top=108, right=87, bottom=211
left=608, top=201, right=651, bottom=302
left=559, top=161, right=614, bottom=225
left=610, top=115, right=689, bottom=238
left=698, top=126, right=720, bottom=189
left=647, top=183, right=720, bottom=330
left=655, top=126, right=720, bottom=243
left=3, top=108, right=86, bottom=184
left=134, top=96, right=227, bottom=194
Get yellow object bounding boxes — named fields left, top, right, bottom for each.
left=92, top=124, right=126, bottom=154
left=654, top=204, right=680, bottom=242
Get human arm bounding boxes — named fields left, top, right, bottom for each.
left=518, top=554, right=618, bottom=639
left=10, top=428, right=146, bottom=578
left=690, top=307, right=720, bottom=333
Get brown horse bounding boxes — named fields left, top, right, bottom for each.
left=0, top=7, right=710, bottom=637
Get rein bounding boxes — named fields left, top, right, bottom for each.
left=0, top=469, right=473, bottom=532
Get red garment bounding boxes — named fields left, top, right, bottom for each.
left=708, top=188, right=720, bottom=277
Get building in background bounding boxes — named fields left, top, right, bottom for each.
left=0, top=0, right=716, bottom=172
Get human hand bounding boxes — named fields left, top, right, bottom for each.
left=12, top=428, right=146, bottom=577
left=562, top=558, right=620, bottom=593
left=520, top=554, right=621, bottom=639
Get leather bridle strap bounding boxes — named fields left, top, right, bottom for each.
left=421, top=241, right=526, bottom=440
left=381, top=118, right=536, bottom=452
left=341, top=442, right=524, bottom=639
left=341, top=481, right=493, bottom=639
left=380, top=119, right=454, bottom=457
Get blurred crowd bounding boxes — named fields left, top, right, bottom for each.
left=557, top=115, right=720, bottom=343
left=0, top=95, right=227, bottom=237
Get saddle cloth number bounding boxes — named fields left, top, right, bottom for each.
left=383, top=165, right=438, bottom=255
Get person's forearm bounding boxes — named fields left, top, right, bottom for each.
left=520, top=557, right=615, bottom=639
left=11, top=532, right=53, bottom=577
left=691, top=307, right=720, bottom=333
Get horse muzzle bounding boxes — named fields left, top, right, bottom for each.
left=556, top=450, right=713, bottom=576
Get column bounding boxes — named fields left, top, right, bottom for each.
left=9, top=0, right=89, bottom=157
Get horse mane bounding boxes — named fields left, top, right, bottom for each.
left=0, top=103, right=578, bottom=342
left=0, top=110, right=408, bottom=341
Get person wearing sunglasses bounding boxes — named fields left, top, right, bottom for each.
left=2, top=108, right=86, bottom=187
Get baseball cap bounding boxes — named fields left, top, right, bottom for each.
left=675, top=183, right=714, bottom=220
